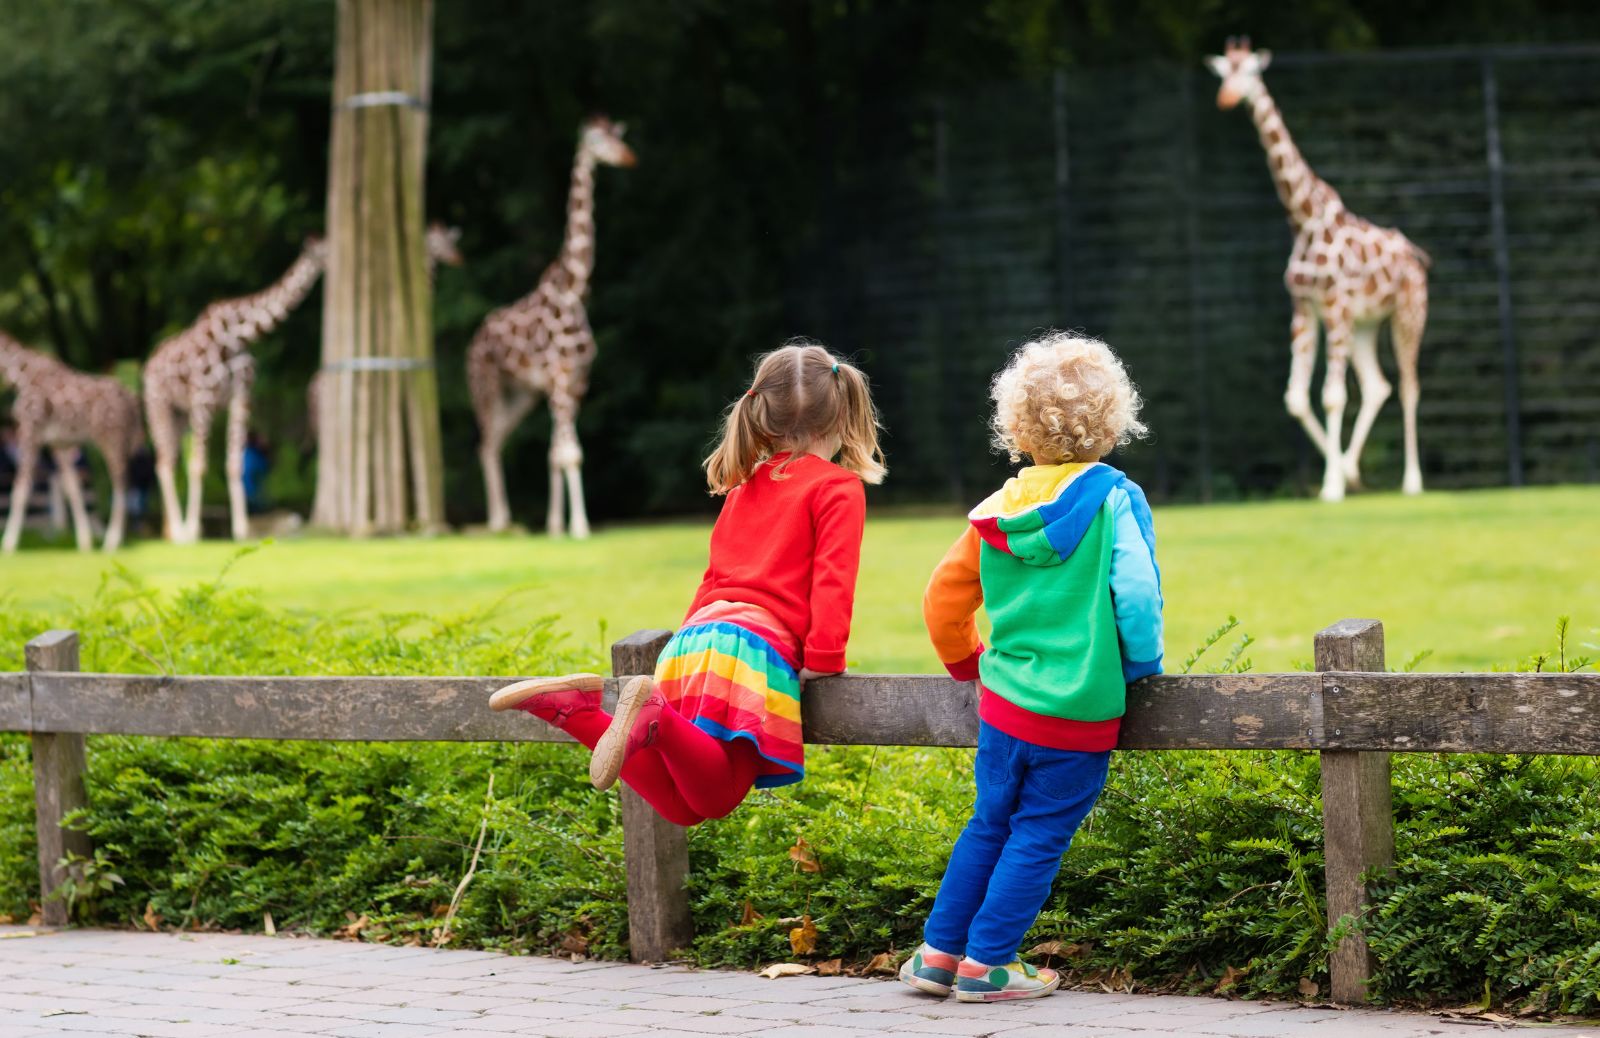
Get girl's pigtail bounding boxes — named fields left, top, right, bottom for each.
left=832, top=361, right=887, bottom=485
left=703, top=391, right=768, bottom=494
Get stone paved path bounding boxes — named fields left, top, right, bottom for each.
left=2, top=926, right=1596, bottom=1038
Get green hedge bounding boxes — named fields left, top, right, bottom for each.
left=1, top=568, right=1597, bottom=1012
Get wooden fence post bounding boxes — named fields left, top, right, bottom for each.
left=27, top=630, right=90, bottom=927
left=611, top=629, right=691, bottom=963
left=1316, top=619, right=1393, bottom=1003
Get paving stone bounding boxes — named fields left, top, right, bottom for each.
left=3, top=928, right=1578, bottom=1038
left=620, top=995, right=758, bottom=1014
left=804, top=1010, right=940, bottom=1029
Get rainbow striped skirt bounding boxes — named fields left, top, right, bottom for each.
left=653, top=601, right=804, bottom=788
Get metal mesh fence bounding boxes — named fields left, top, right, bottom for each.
left=797, top=45, right=1600, bottom=503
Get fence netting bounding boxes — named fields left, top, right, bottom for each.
left=793, top=46, right=1600, bottom=503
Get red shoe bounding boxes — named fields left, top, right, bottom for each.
left=488, top=674, right=604, bottom=725
left=589, top=676, right=662, bottom=791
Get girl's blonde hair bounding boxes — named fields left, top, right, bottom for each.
left=991, top=331, right=1149, bottom=464
left=704, top=340, right=886, bottom=494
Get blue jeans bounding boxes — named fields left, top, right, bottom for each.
left=924, top=721, right=1110, bottom=965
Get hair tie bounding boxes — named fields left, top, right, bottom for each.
left=830, top=362, right=840, bottom=374
left=745, top=388, right=756, bottom=397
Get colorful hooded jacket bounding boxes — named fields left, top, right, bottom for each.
left=923, top=462, right=1163, bottom=751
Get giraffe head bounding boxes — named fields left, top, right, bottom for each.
left=425, top=222, right=465, bottom=267
left=1206, top=36, right=1272, bottom=111
left=580, top=115, right=637, bottom=168
left=303, top=234, right=330, bottom=267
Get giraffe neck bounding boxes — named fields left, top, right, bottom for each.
left=1248, top=86, right=1342, bottom=230
left=209, top=246, right=326, bottom=345
left=556, top=147, right=598, bottom=294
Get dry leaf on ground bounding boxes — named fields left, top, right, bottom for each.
left=1297, top=977, right=1320, bottom=997
left=759, top=962, right=815, bottom=980
left=1214, top=964, right=1247, bottom=993
left=739, top=900, right=763, bottom=926
left=863, top=952, right=898, bottom=975
left=142, top=902, right=162, bottom=932
left=789, top=914, right=819, bottom=956
left=816, top=958, right=842, bottom=976
left=336, top=913, right=369, bottom=940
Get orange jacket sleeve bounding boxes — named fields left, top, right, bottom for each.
left=923, top=526, right=985, bottom=680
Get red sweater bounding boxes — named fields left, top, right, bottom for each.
left=688, top=453, right=866, bottom=674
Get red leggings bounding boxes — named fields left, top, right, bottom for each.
left=557, top=699, right=759, bottom=826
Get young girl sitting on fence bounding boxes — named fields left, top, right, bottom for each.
left=489, top=341, right=885, bottom=825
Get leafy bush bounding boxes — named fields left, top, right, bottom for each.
left=1, top=564, right=1597, bottom=1013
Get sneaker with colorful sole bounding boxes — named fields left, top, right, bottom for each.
left=954, top=957, right=1061, bottom=1002
left=898, top=944, right=959, bottom=996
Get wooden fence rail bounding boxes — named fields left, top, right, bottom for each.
left=6, top=620, right=1600, bottom=1003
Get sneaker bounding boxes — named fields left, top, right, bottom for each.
left=589, top=675, right=659, bottom=791
left=488, top=674, right=604, bottom=718
left=954, top=958, right=1061, bottom=1003
left=898, top=943, right=959, bottom=996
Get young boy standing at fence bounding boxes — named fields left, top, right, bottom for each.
left=902, top=332, right=1163, bottom=1002
left=489, top=341, right=885, bottom=826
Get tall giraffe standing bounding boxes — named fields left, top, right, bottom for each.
left=1, top=331, right=143, bottom=553
left=468, top=116, right=636, bottom=537
left=143, top=236, right=327, bottom=543
left=1208, top=38, right=1427, bottom=501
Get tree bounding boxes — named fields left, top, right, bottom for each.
left=313, top=0, right=445, bottom=533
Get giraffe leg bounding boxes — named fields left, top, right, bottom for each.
left=1, top=441, right=39, bottom=554
left=146, top=390, right=186, bottom=543
left=1319, top=308, right=1354, bottom=503
left=1284, top=299, right=1331, bottom=458
left=103, top=454, right=128, bottom=553
left=547, top=458, right=565, bottom=537
left=225, top=369, right=254, bottom=542
left=52, top=447, right=94, bottom=552
left=478, top=386, right=534, bottom=533
left=548, top=394, right=586, bottom=539
left=182, top=416, right=211, bottom=545
left=1393, top=277, right=1427, bottom=495
left=1341, top=322, right=1391, bottom=491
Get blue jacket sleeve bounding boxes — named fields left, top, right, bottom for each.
left=1108, top=482, right=1164, bottom=682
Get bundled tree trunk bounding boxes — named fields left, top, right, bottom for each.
left=313, top=0, right=445, bottom=534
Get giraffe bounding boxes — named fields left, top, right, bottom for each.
left=0, top=331, right=143, bottom=553
left=467, top=116, right=636, bottom=537
left=306, top=222, right=463, bottom=441
left=143, top=236, right=327, bottom=543
left=1208, top=37, right=1427, bottom=501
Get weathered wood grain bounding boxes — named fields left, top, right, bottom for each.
left=28, top=631, right=91, bottom=928
left=1121, top=673, right=1324, bottom=749
left=17, top=667, right=1600, bottom=755
left=0, top=672, right=28, bottom=730
left=1323, top=671, right=1600, bottom=755
left=1317, top=620, right=1390, bottom=1006
left=611, top=630, right=692, bottom=964
left=26, top=673, right=619, bottom=743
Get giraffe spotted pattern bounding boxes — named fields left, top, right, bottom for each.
left=1210, top=37, right=1426, bottom=502
left=467, top=115, right=637, bottom=538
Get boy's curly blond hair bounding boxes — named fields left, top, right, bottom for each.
left=990, top=331, right=1148, bottom=464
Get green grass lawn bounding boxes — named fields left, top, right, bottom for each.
left=2, top=485, right=1595, bottom=673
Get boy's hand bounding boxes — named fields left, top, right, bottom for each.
left=799, top=667, right=843, bottom=688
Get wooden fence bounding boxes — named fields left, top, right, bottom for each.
left=6, top=620, right=1600, bottom=1004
